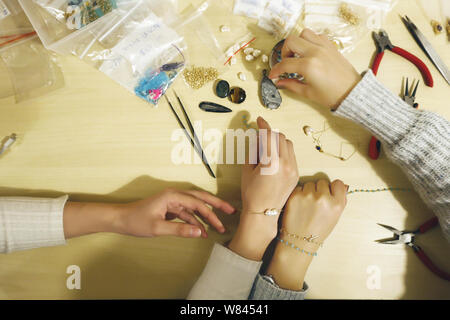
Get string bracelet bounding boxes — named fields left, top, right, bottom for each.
left=277, top=237, right=318, bottom=257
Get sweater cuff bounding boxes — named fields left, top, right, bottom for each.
left=334, top=69, right=420, bottom=146
left=0, top=195, right=68, bottom=253
left=187, top=243, right=262, bottom=300
left=250, top=273, right=308, bottom=300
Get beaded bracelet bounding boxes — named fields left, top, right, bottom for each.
left=347, top=187, right=411, bottom=195
left=277, top=237, right=318, bottom=256
left=279, top=228, right=323, bottom=247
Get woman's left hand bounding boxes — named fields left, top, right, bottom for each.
left=117, top=188, right=236, bottom=238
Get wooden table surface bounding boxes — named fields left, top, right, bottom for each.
left=0, top=0, right=449, bottom=299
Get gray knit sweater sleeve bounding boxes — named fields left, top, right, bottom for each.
left=335, top=70, right=450, bottom=242
left=249, top=274, right=308, bottom=300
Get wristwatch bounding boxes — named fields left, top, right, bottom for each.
left=262, top=274, right=280, bottom=288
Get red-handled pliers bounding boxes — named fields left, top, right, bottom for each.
left=375, top=216, right=450, bottom=281
left=368, top=30, right=434, bottom=160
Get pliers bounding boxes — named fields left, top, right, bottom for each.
left=402, top=78, right=419, bottom=109
left=368, top=30, right=434, bottom=160
left=376, top=216, right=450, bottom=281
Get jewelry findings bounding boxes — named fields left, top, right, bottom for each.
left=431, top=19, right=443, bottom=34
left=338, top=3, right=360, bottom=26
left=183, top=66, right=219, bottom=90
left=302, top=123, right=356, bottom=161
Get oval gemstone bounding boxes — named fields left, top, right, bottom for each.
left=215, top=80, right=230, bottom=98
left=229, top=87, right=246, bottom=104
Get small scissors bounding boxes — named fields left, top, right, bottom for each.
left=376, top=216, right=450, bottom=281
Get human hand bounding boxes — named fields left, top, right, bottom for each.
left=228, top=117, right=299, bottom=261
left=269, top=29, right=362, bottom=110
left=116, top=188, right=235, bottom=238
left=266, top=179, right=348, bottom=290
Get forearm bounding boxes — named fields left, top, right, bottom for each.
left=266, top=244, right=313, bottom=290
left=249, top=243, right=311, bottom=300
left=335, top=70, right=450, bottom=241
left=228, top=210, right=275, bottom=261
left=63, top=201, right=124, bottom=238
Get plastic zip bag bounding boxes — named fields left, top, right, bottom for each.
left=20, top=0, right=185, bottom=106
left=303, top=0, right=397, bottom=53
left=0, top=36, right=64, bottom=102
left=0, top=0, right=64, bottom=103
left=232, top=0, right=304, bottom=39
left=33, top=0, right=119, bottom=30
left=233, top=0, right=268, bottom=20
left=257, top=0, right=304, bottom=39
left=96, top=6, right=186, bottom=105
left=175, top=0, right=255, bottom=89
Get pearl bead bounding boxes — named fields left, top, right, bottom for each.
left=303, top=125, right=314, bottom=136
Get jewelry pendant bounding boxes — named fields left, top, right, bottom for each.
left=260, top=69, right=282, bottom=110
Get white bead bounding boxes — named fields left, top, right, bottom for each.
left=264, top=208, right=279, bottom=216
left=252, top=49, right=261, bottom=57
left=233, top=44, right=240, bottom=52
left=245, top=54, right=255, bottom=61
left=238, top=72, right=247, bottom=81
left=303, top=125, right=314, bottom=136
left=229, top=56, right=237, bottom=65
left=243, top=47, right=254, bottom=55
left=220, top=25, right=230, bottom=32
left=261, top=54, right=268, bottom=63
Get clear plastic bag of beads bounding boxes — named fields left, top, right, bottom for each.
left=19, top=0, right=185, bottom=106
left=302, top=0, right=398, bottom=52
left=31, top=0, right=122, bottom=30
left=84, top=0, right=186, bottom=105
left=174, top=0, right=256, bottom=90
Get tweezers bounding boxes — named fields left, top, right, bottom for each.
left=165, top=92, right=216, bottom=178
left=401, top=15, right=450, bottom=85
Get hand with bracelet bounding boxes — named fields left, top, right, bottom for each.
left=228, top=116, right=299, bottom=261
left=265, top=180, right=348, bottom=291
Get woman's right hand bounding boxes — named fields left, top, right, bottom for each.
left=269, top=29, right=362, bottom=110
left=266, top=179, right=348, bottom=290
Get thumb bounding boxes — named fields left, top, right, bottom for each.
left=153, top=220, right=202, bottom=238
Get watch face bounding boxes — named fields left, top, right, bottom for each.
left=262, top=275, right=278, bottom=287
